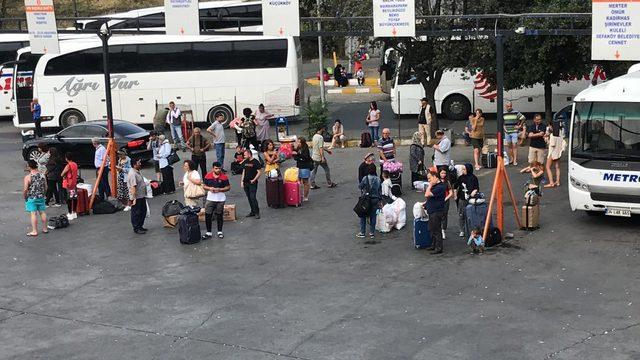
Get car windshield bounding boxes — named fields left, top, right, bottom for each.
left=571, top=102, right=640, bottom=161
left=115, top=122, right=146, bottom=136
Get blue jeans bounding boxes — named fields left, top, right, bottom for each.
left=214, top=143, right=225, bottom=168
left=96, top=167, right=110, bottom=200
left=243, top=182, right=259, bottom=215
left=369, top=126, right=380, bottom=142
left=170, top=124, right=184, bottom=145
left=359, top=199, right=379, bottom=234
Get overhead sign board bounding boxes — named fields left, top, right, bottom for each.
left=592, top=0, right=640, bottom=61
left=373, top=0, right=415, bottom=38
left=262, top=0, right=300, bottom=37
left=164, top=0, right=199, bottom=36
left=24, top=0, right=60, bottom=54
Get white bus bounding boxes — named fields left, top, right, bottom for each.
left=568, top=67, right=640, bottom=217
left=76, top=1, right=262, bottom=33
left=383, top=49, right=603, bottom=120
left=12, top=34, right=303, bottom=128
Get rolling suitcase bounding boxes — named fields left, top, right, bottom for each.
left=521, top=205, right=540, bottom=230
left=413, top=218, right=432, bottom=249
left=482, top=152, right=497, bottom=168
left=266, top=177, right=285, bottom=208
left=464, top=202, right=493, bottom=238
left=75, top=188, right=90, bottom=216
left=390, top=171, right=402, bottom=195
left=178, top=211, right=200, bottom=245
left=284, top=181, right=303, bottom=207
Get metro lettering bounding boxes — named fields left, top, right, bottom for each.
left=603, top=173, right=615, bottom=181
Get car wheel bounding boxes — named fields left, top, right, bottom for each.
left=442, top=94, right=471, bottom=121
left=27, top=147, right=42, bottom=161
left=60, top=109, right=86, bottom=128
left=207, top=105, right=234, bottom=126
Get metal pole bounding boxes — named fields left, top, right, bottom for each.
left=397, top=91, right=401, bottom=140
left=316, top=0, right=326, bottom=104
left=99, top=27, right=114, bottom=138
left=495, top=34, right=504, bottom=156
left=73, top=0, right=79, bottom=29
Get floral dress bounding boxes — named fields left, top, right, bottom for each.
left=116, top=157, right=131, bottom=203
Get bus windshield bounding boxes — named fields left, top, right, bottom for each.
left=572, top=102, right=640, bottom=161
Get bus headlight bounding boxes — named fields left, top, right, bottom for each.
left=570, top=176, right=589, bottom=191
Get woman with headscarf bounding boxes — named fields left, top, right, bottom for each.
left=255, top=104, right=274, bottom=142
left=454, top=163, right=480, bottom=237
left=409, top=131, right=425, bottom=189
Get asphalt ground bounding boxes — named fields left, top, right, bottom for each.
left=0, top=120, right=639, bottom=359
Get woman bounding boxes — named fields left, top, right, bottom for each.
left=229, top=117, right=244, bottom=147
left=358, top=153, right=375, bottom=184
left=255, top=104, right=274, bottom=142
left=329, top=119, right=345, bottom=149
left=439, top=168, right=454, bottom=240
left=293, top=137, right=313, bottom=201
left=262, top=140, right=280, bottom=176
left=115, top=150, right=132, bottom=210
left=156, top=134, right=175, bottom=194
left=366, top=101, right=381, bottom=144
left=470, top=109, right=485, bottom=171
left=36, top=143, right=50, bottom=174
left=180, top=160, right=203, bottom=207
left=357, top=163, right=381, bottom=239
left=409, top=131, right=425, bottom=189
left=45, top=147, right=63, bottom=207
left=61, top=152, right=78, bottom=220
left=545, top=119, right=564, bottom=188
left=240, top=107, right=260, bottom=151
left=454, top=163, right=479, bottom=237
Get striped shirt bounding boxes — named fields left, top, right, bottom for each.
left=378, top=136, right=395, bottom=162
left=504, top=110, right=525, bottom=133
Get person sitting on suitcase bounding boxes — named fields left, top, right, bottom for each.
left=454, top=164, right=479, bottom=238
left=380, top=170, right=397, bottom=206
left=467, top=228, right=485, bottom=254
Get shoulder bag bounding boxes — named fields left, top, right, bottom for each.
left=353, top=177, right=372, bottom=217
left=184, top=173, right=206, bottom=199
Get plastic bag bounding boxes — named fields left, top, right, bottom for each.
left=413, top=201, right=427, bottom=220
left=393, top=198, right=406, bottom=230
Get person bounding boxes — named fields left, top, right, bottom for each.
left=255, top=104, right=274, bottom=142
left=229, top=116, right=244, bottom=147
left=186, top=127, right=211, bottom=175
left=230, top=145, right=245, bottom=175
left=439, top=167, right=454, bottom=240
left=329, top=119, right=345, bottom=149
left=526, top=114, right=547, bottom=171
left=503, top=101, right=526, bottom=166
left=417, top=97, right=435, bottom=146
left=470, top=109, right=485, bottom=171
left=262, top=139, right=280, bottom=176
left=31, top=98, right=42, bottom=137
left=206, top=113, right=227, bottom=170
left=377, top=128, right=396, bottom=174
left=240, top=108, right=260, bottom=152
left=433, top=129, right=451, bottom=172
left=423, top=171, right=446, bottom=254
left=147, top=131, right=162, bottom=182
left=293, top=137, right=313, bottom=202
left=334, top=64, right=348, bottom=87
left=530, top=161, right=545, bottom=187
left=165, top=101, right=185, bottom=150
left=36, top=143, right=49, bottom=174
left=180, top=160, right=203, bottom=207
left=126, top=158, right=148, bottom=234
left=92, top=138, right=110, bottom=200
left=310, top=126, right=337, bottom=189
left=463, top=116, right=472, bottom=146
left=357, top=164, right=381, bottom=239
left=380, top=170, right=396, bottom=204
left=24, top=160, right=48, bottom=236
left=366, top=101, right=381, bottom=144
left=155, top=134, right=175, bottom=194
left=409, top=132, right=425, bottom=189
left=241, top=149, right=262, bottom=219
left=358, top=153, right=375, bottom=184
left=44, top=147, right=63, bottom=207
left=545, top=118, right=564, bottom=188
left=454, top=164, right=479, bottom=237
left=60, top=152, right=78, bottom=220
left=467, top=228, right=485, bottom=254
left=115, top=150, right=132, bottom=211
left=356, top=67, right=365, bottom=86
left=202, top=162, right=230, bottom=239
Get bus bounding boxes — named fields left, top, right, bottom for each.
left=12, top=34, right=303, bottom=128
left=568, top=66, right=640, bottom=217
left=382, top=48, right=604, bottom=120
left=76, top=1, right=262, bottom=33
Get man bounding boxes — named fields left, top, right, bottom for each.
left=206, top=113, right=227, bottom=170
left=202, top=162, right=230, bottom=239
left=417, top=97, right=434, bottom=146
left=432, top=129, right=451, bottom=172
left=147, top=131, right=162, bottom=182
left=165, top=101, right=185, bottom=150
left=24, top=160, right=47, bottom=237
left=378, top=128, right=396, bottom=174
left=240, top=149, right=262, bottom=219
left=186, top=127, right=210, bottom=175
left=526, top=114, right=547, bottom=167
left=424, top=171, right=446, bottom=254
left=126, top=158, right=147, bottom=234
left=310, top=126, right=337, bottom=189
left=31, top=98, right=42, bottom=138
left=503, top=101, right=526, bottom=166
left=92, top=137, right=110, bottom=200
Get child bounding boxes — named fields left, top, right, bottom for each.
left=230, top=145, right=245, bottom=175
left=380, top=170, right=396, bottom=205
left=467, top=228, right=485, bottom=254
left=356, top=68, right=365, bottom=86
left=530, top=161, right=545, bottom=187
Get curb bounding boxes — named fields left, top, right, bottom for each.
left=326, top=87, right=383, bottom=95
left=306, top=78, right=380, bottom=87
left=224, top=138, right=496, bottom=149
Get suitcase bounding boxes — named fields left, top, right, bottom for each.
left=284, top=181, right=303, bottom=207
left=485, top=227, right=502, bottom=247
left=75, top=188, right=90, bottom=216
left=178, top=212, right=200, bottom=244
left=265, top=177, right=285, bottom=208
left=482, top=152, right=497, bottom=168
left=390, top=171, right=402, bottom=194
left=360, top=132, right=373, bottom=148
left=413, top=218, right=432, bottom=249
left=464, top=202, right=493, bottom=238
left=521, top=205, right=540, bottom=230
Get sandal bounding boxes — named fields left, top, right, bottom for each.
left=543, top=183, right=555, bottom=188
left=42, top=229, right=49, bottom=234
left=310, top=185, right=320, bottom=190
left=474, top=166, right=481, bottom=171
left=555, top=183, right=561, bottom=187
left=26, top=232, right=38, bottom=237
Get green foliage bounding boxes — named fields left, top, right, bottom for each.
left=303, top=99, right=329, bottom=138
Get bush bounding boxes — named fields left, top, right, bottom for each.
left=303, top=99, right=329, bottom=138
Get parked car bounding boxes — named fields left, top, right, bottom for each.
left=22, top=120, right=153, bottom=166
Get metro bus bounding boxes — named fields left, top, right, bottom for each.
left=568, top=66, right=640, bottom=217
left=12, top=35, right=303, bottom=128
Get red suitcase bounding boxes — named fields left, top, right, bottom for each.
left=284, top=181, right=302, bottom=207
left=265, top=177, right=285, bottom=208
left=75, top=188, right=90, bottom=216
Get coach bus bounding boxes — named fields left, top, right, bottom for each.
left=12, top=34, right=303, bottom=128
left=568, top=66, right=640, bottom=217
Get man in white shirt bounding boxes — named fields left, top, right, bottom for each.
left=310, top=126, right=337, bottom=189
left=165, top=101, right=185, bottom=149
left=206, top=113, right=227, bottom=170
left=433, top=130, right=451, bottom=172
left=92, top=137, right=110, bottom=200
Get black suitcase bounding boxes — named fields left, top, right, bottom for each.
left=390, top=171, right=402, bottom=195
left=482, top=152, right=497, bottom=168
left=178, top=212, right=201, bottom=244
left=265, top=177, right=285, bottom=208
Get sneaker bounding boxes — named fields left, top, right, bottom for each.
left=303, top=197, right=309, bottom=202
left=459, top=231, right=465, bottom=237
left=201, top=232, right=212, bottom=240
left=123, top=206, right=131, bottom=212
left=217, top=231, right=224, bottom=239
left=52, top=203, right=62, bottom=208
left=368, top=233, right=375, bottom=238
left=328, top=183, right=337, bottom=188
left=442, top=230, right=447, bottom=239
left=72, top=213, right=78, bottom=220
left=66, top=213, right=74, bottom=220
left=310, top=185, right=320, bottom=190
left=246, top=213, right=255, bottom=218
left=356, top=233, right=365, bottom=238
left=255, top=214, right=261, bottom=219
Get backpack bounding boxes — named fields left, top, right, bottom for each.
left=360, top=132, right=372, bottom=148
left=47, top=214, right=69, bottom=230
left=242, top=117, right=256, bottom=138
left=92, top=199, right=118, bottom=214
left=162, top=200, right=185, bottom=217
left=485, top=227, right=502, bottom=247
left=106, top=197, right=125, bottom=211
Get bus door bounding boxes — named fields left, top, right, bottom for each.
left=14, top=52, right=42, bottom=124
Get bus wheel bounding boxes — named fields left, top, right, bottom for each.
left=207, top=105, right=234, bottom=126
left=60, top=109, right=86, bottom=128
left=442, top=94, right=471, bottom=121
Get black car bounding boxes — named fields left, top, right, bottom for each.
left=22, top=120, right=153, bottom=166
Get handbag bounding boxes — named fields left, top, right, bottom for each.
left=167, top=150, right=180, bottom=165
left=353, top=177, right=372, bottom=217
left=184, top=176, right=206, bottom=199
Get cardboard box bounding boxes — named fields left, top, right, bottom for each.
left=196, top=204, right=237, bottom=222
left=163, top=215, right=178, bottom=228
